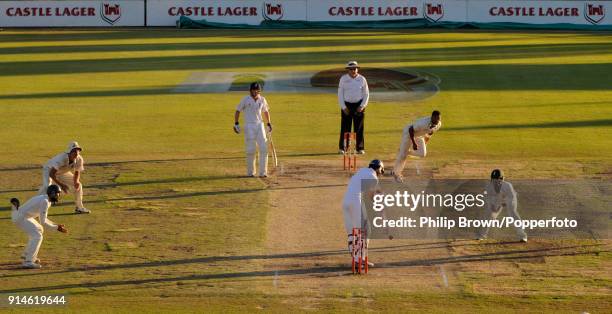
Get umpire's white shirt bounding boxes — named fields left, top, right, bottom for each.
left=236, top=95, right=269, bottom=124
left=337, top=74, right=370, bottom=110
left=11, top=195, right=57, bottom=229
left=45, top=153, right=85, bottom=174
left=411, top=116, right=442, bottom=138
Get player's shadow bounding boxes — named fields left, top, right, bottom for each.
left=0, top=241, right=467, bottom=278
left=0, top=244, right=603, bottom=293
left=0, top=183, right=345, bottom=213
left=443, top=119, right=612, bottom=131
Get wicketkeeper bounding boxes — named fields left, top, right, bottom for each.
left=11, top=185, right=68, bottom=269
left=234, top=82, right=273, bottom=177
left=477, top=169, right=528, bottom=243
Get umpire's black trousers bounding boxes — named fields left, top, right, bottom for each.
left=339, top=100, right=365, bottom=151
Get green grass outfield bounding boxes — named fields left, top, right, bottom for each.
left=0, top=29, right=610, bottom=313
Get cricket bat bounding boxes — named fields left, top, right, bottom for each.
left=268, top=132, right=278, bottom=167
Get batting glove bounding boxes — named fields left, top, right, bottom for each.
left=233, top=122, right=241, bottom=134
left=267, top=123, right=273, bottom=133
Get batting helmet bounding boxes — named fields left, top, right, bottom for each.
left=10, top=198, right=19, bottom=209
left=369, top=159, right=385, bottom=174
left=491, top=169, right=504, bottom=180
left=250, top=82, right=262, bottom=91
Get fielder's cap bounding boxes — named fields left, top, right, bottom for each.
left=66, top=141, right=82, bottom=153
left=345, top=61, right=360, bottom=69
left=491, top=169, right=504, bottom=180
left=249, top=82, right=262, bottom=90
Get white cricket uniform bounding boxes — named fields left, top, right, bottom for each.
left=478, top=181, right=528, bottom=240
left=393, top=116, right=442, bottom=175
left=342, top=167, right=379, bottom=234
left=11, top=195, right=57, bottom=263
left=337, top=74, right=370, bottom=110
left=236, top=95, right=269, bottom=176
left=37, top=153, right=85, bottom=209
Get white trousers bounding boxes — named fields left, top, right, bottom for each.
left=37, top=168, right=84, bottom=208
left=14, top=216, right=44, bottom=263
left=393, top=125, right=426, bottom=175
left=342, top=196, right=364, bottom=235
left=244, top=123, right=268, bottom=176
left=343, top=196, right=369, bottom=261
left=478, top=204, right=528, bottom=240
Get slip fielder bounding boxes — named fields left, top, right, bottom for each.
left=477, top=169, right=528, bottom=243
left=234, top=82, right=273, bottom=178
left=392, top=110, right=442, bottom=182
left=11, top=185, right=68, bottom=269
left=37, top=141, right=90, bottom=214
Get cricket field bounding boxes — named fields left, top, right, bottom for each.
left=0, top=29, right=610, bottom=313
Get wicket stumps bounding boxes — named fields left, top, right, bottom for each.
left=351, top=227, right=368, bottom=274
left=343, top=132, right=357, bottom=172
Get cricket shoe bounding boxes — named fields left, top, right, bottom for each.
left=338, top=149, right=345, bottom=154
left=357, top=150, right=365, bottom=155
left=20, top=255, right=40, bottom=264
left=392, top=172, right=404, bottom=183
left=520, top=237, right=528, bottom=243
left=75, top=207, right=91, bottom=214
left=23, top=262, right=42, bottom=269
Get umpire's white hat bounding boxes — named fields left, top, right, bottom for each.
left=345, top=61, right=360, bottom=69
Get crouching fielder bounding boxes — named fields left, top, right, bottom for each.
left=37, top=141, right=89, bottom=214
left=234, top=82, right=273, bottom=177
left=343, top=159, right=384, bottom=266
left=11, top=185, right=68, bottom=269
left=392, top=110, right=441, bottom=182
left=477, top=169, right=528, bottom=243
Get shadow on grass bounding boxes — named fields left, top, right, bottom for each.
left=0, top=156, right=245, bottom=173
left=0, top=243, right=603, bottom=293
left=0, top=29, right=424, bottom=43
left=1, top=43, right=611, bottom=92
left=0, top=36, right=504, bottom=55
left=0, top=183, right=345, bottom=213
left=5, top=29, right=600, bottom=44
left=443, top=119, right=612, bottom=131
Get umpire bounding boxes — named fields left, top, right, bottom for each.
left=338, top=61, right=370, bottom=154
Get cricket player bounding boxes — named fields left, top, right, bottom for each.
left=234, top=82, right=273, bottom=177
left=392, top=110, right=442, bottom=182
left=477, top=169, right=528, bottom=243
left=37, top=141, right=90, bottom=214
left=11, top=185, right=68, bottom=269
left=343, top=159, right=384, bottom=267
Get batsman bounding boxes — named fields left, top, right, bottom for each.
left=234, top=82, right=273, bottom=177
left=342, top=159, right=385, bottom=268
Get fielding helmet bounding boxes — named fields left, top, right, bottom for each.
left=46, top=184, right=61, bottom=203
left=369, top=159, right=385, bottom=174
left=491, top=169, right=504, bottom=180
